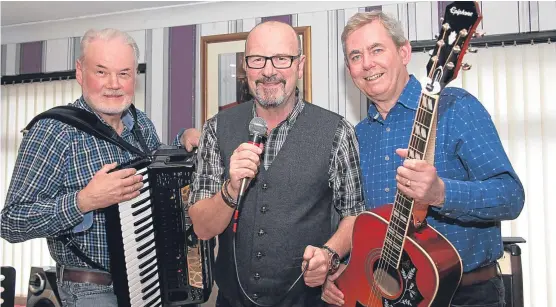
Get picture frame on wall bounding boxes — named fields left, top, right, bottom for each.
left=200, top=26, right=312, bottom=124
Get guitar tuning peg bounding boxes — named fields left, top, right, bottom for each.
left=462, top=63, right=472, bottom=71
left=474, top=31, right=486, bottom=38
left=446, top=62, right=455, bottom=70
left=440, top=17, right=444, bottom=23
left=468, top=47, right=478, bottom=53
left=428, top=49, right=434, bottom=56
left=434, top=34, right=439, bottom=39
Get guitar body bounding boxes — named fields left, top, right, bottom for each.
left=336, top=205, right=463, bottom=307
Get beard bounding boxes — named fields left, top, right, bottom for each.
left=252, top=76, right=287, bottom=108
left=84, top=90, right=133, bottom=115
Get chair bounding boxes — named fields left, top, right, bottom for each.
left=500, top=237, right=526, bottom=307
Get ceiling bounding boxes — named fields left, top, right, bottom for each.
left=1, top=1, right=199, bottom=26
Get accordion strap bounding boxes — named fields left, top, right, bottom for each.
left=59, top=235, right=107, bottom=271
left=22, top=104, right=150, bottom=158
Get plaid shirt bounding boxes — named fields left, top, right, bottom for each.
left=0, top=96, right=180, bottom=270
left=356, top=75, right=525, bottom=272
left=189, top=98, right=365, bottom=218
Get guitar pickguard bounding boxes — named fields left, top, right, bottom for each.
left=357, top=251, right=424, bottom=307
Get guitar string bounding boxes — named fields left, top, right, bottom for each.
left=365, top=95, right=422, bottom=307
left=375, top=26, right=467, bottom=305
left=369, top=64, right=441, bottom=307
left=366, top=20, right=468, bottom=304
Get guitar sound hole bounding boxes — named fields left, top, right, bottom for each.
left=372, top=260, right=402, bottom=297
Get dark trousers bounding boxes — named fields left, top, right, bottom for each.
left=451, top=275, right=506, bottom=307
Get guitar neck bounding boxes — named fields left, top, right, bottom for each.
left=381, top=92, right=439, bottom=269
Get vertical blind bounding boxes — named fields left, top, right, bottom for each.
left=406, top=42, right=556, bottom=307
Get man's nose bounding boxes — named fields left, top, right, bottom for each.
left=362, top=54, right=375, bottom=70
left=261, top=58, right=277, bottom=77
left=106, top=73, right=121, bottom=89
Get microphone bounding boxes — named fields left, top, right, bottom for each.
left=232, top=117, right=267, bottom=232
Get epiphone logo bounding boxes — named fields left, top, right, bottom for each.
left=450, top=7, right=473, bottom=16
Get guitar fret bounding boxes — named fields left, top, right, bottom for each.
left=410, top=136, right=427, bottom=154
left=412, top=131, right=427, bottom=143
left=381, top=245, right=398, bottom=263
left=408, top=145, right=424, bottom=160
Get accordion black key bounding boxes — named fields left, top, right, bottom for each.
left=105, top=146, right=215, bottom=307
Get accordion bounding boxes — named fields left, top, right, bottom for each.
left=105, top=145, right=215, bottom=307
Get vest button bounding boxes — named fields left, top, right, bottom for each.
left=257, top=229, right=265, bottom=236
left=262, top=183, right=268, bottom=190
left=260, top=206, right=268, bottom=213
left=254, top=273, right=261, bottom=280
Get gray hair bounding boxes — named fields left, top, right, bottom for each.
left=341, top=10, right=407, bottom=60
left=79, top=28, right=140, bottom=69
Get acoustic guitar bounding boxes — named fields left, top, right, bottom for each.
left=335, top=2, right=483, bottom=306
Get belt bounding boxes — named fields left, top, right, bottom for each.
left=460, top=263, right=498, bottom=286
left=57, top=265, right=112, bottom=286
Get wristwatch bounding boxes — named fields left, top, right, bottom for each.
left=322, top=245, right=340, bottom=275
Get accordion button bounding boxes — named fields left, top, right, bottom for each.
left=257, top=229, right=265, bottom=236
left=262, top=183, right=268, bottom=190
left=256, top=251, right=264, bottom=259
left=260, top=206, right=268, bottom=213
left=252, top=293, right=259, bottom=300
left=254, top=273, right=261, bottom=280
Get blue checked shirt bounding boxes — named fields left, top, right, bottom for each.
left=1, top=96, right=181, bottom=270
left=356, top=75, right=525, bottom=272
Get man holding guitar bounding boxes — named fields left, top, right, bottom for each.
left=322, top=4, right=524, bottom=307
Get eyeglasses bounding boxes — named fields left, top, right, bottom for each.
left=245, top=55, right=300, bottom=69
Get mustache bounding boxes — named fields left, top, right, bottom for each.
left=255, top=76, right=286, bottom=85
left=102, top=90, right=126, bottom=96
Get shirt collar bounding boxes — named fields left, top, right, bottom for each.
left=367, top=74, right=421, bottom=121
left=250, top=87, right=305, bottom=128
left=75, top=96, right=135, bottom=131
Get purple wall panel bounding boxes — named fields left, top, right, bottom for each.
left=261, top=15, right=292, bottom=25
left=169, top=25, right=196, bottom=142
left=20, top=41, right=43, bottom=74
left=438, top=1, right=450, bottom=28
left=365, top=6, right=382, bottom=12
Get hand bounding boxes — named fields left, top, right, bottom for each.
left=77, top=163, right=144, bottom=213
left=302, top=245, right=330, bottom=287
left=395, top=148, right=445, bottom=208
left=321, top=264, right=347, bottom=306
left=228, top=142, right=263, bottom=198
left=180, top=128, right=201, bottom=152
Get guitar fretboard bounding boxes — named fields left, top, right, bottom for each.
left=380, top=93, right=438, bottom=269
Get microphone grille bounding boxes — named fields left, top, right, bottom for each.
left=249, top=117, right=267, bottom=136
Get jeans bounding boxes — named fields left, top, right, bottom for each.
left=56, top=279, right=117, bottom=307
left=451, top=275, right=506, bottom=307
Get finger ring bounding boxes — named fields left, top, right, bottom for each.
left=405, top=179, right=411, bottom=187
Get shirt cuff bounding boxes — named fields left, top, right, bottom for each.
left=437, top=178, right=472, bottom=217
left=56, top=191, right=85, bottom=229
left=172, top=128, right=186, bottom=147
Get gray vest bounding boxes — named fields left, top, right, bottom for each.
left=215, top=101, right=342, bottom=306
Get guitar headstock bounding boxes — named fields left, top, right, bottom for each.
left=425, top=1, right=482, bottom=94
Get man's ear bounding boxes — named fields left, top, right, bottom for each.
left=76, top=60, right=84, bottom=86
left=399, top=41, right=412, bottom=66
left=297, top=55, right=306, bottom=80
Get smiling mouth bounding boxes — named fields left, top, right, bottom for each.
left=364, top=73, right=384, bottom=81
